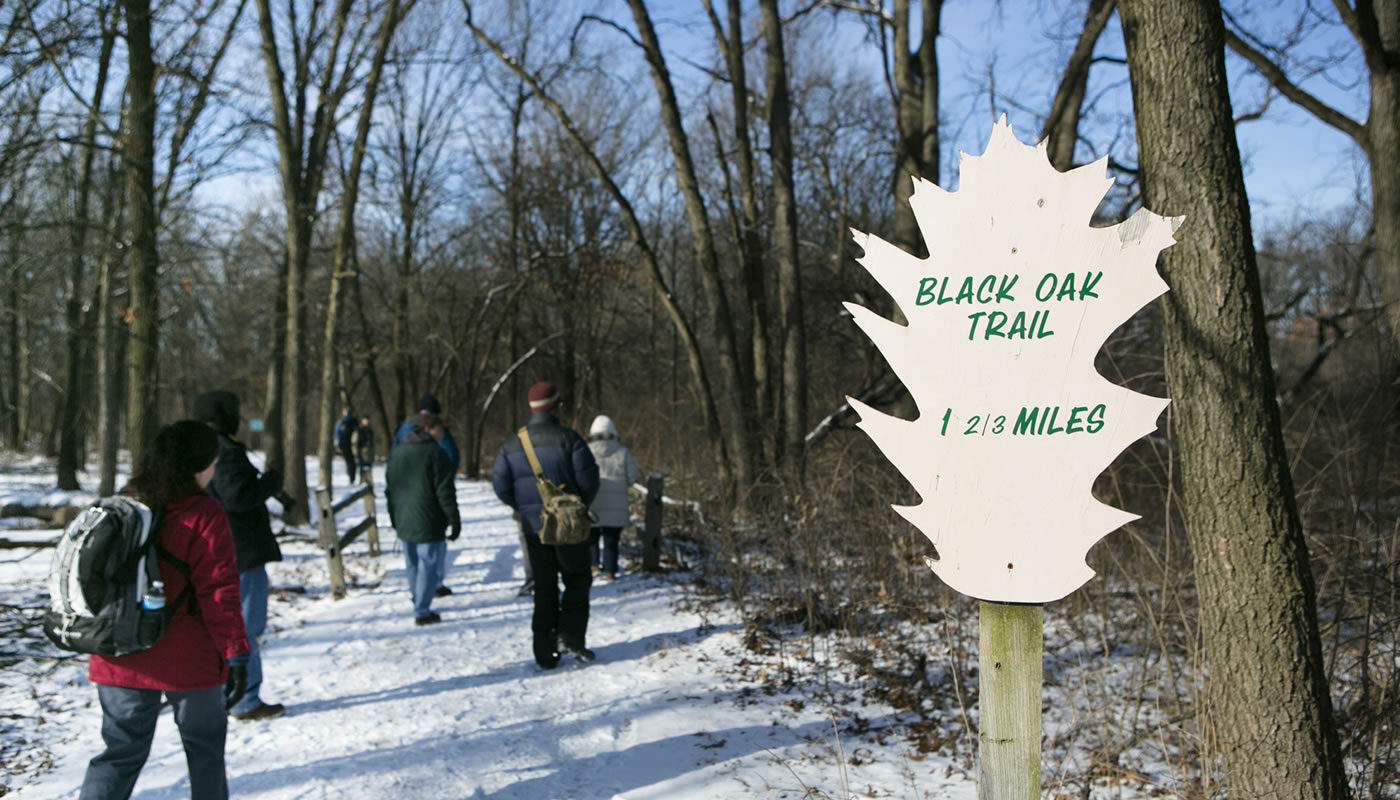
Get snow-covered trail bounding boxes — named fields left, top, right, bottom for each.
left=11, top=475, right=970, bottom=799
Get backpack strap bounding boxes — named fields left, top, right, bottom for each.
left=143, top=507, right=197, bottom=617
left=155, top=546, right=199, bottom=616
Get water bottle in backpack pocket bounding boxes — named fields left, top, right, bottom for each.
left=43, top=497, right=190, bottom=657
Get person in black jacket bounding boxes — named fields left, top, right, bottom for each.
left=492, top=381, right=599, bottom=669
left=352, top=415, right=375, bottom=483
left=193, top=390, right=288, bottom=721
left=333, top=409, right=358, bottom=482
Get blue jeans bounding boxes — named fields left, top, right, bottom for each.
left=228, top=566, right=268, bottom=715
left=403, top=541, right=446, bottom=618
left=80, top=684, right=228, bottom=800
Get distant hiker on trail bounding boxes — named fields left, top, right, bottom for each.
left=586, top=415, right=639, bottom=582
left=194, top=390, right=287, bottom=722
left=393, top=394, right=459, bottom=475
left=492, top=381, right=600, bottom=668
left=393, top=393, right=461, bottom=596
left=333, top=408, right=359, bottom=482
left=385, top=412, right=461, bottom=626
left=81, top=420, right=250, bottom=800
left=352, top=415, right=374, bottom=483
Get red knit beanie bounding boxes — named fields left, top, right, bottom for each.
left=527, top=381, right=560, bottom=412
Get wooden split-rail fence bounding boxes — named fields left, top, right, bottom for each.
left=315, top=481, right=380, bottom=600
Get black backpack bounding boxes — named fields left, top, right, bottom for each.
left=42, top=496, right=192, bottom=657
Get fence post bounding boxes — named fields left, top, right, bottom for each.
left=642, top=474, right=663, bottom=572
left=978, top=601, right=1042, bottom=800
left=316, top=486, right=348, bottom=600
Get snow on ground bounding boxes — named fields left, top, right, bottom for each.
left=1, top=456, right=976, bottom=799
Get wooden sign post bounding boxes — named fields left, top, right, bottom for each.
left=844, top=119, right=1180, bottom=798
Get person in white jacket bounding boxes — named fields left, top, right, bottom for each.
left=585, top=415, right=640, bottom=580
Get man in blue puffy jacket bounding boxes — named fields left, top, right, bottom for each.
left=492, top=381, right=599, bottom=669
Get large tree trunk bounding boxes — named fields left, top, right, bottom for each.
left=14, top=277, right=31, bottom=448
left=280, top=210, right=311, bottom=523
left=122, top=0, right=161, bottom=466
left=706, top=0, right=772, bottom=467
left=57, top=9, right=116, bottom=489
left=1118, top=2, right=1349, bottom=797
left=315, top=0, right=406, bottom=491
left=891, top=0, right=936, bottom=258
left=263, top=255, right=288, bottom=474
left=759, top=0, right=807, bottom=473
left=1368, top=4, right=1400, bottom=358
left=4, top=258, right=16, bottom=449
left=96, top=161, right=126, bottom=496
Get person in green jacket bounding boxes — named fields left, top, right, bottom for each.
left=384, top=413, right=460, bottom=626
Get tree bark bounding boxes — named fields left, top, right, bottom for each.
left=759, top=0, right=807, bottom=473
left=1118, top=2, right=1349, bottom=797
left=891, top=0, right=936, bottom=258
left=96, top=159, right=126, bottom=496
left=122, top=0, right=161, bottom=466
left=263, top=254, right=288, bottom=475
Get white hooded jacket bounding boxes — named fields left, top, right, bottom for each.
left=586, top=416, right=640, bottom=529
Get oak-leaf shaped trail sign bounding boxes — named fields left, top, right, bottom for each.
left=846, top=118, right=1181, bottom=604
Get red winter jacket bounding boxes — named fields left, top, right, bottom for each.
left=89, top=494, right=251, bottom=691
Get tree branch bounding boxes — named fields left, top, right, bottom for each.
left=1222, top=27, right=1366, bottom=144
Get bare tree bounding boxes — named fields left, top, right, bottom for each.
left=759, top=0, right=808, bottom=471
left=56, top=1, right=117, bottom=489
left=619, top=0, right=757, bottom=496
left=254, top=0, right=374, bottom=522
left=464, top=1, right=734, bottom=490
left=122, top=0, right=161, bottom=465
left=315, top=0, right=415, bottom=492
left=1224, top=1, right=1400, bottom=361
left=1041, top=0, right=1117, bottom=172
left=703, top=0, right=773, bottom=466
left=1119, top=0, right=1349, bottom=796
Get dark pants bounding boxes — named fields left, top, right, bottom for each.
left=81, top=684, right=229, bottom=800
left=339, top=446, right=356, bottom=481
left=525, top=535, right=592, bottom=667
left=589, top=527, right=622, bottom=575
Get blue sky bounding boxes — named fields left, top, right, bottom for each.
left=932, top=0, right=1370, bottom=229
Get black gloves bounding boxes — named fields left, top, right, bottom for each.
left=448, top=522, right=461, bottom=541
left=275, top=490, right=297, bottom=514
left=224, top=664, right=248, bottom=710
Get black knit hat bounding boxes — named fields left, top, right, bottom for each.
left=418, top=394, right=442, bottom=414
left=192, top=390, right=240, bottom=435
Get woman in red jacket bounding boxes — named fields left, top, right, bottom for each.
left=80, top=420, right=251, bottom=800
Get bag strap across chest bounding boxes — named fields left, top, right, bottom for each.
left=518, top=427, right=548, bottom=481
